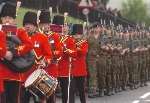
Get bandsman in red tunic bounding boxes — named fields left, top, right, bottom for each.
left=22, top=11, right=53, bottom=103
left=71, top=24, right=88, bottom=103
left=38, top=9, right=63, bottom=103
left=53, top=15, right=77, bottom=103
left=0, top=1, right=33, bottom=103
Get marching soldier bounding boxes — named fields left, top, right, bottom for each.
left=22, top=11, right=53, bottom=103
left=96, top=46, right=107, bottom=97
left=38, top=9, right=63, bottom=103
left=0, top=1, right=33, bottom=103
left=53, top=15, right=77, bottom=103
left=87, top=25, right=100, bottom=98
left=71, top=24, right=88, bottom=103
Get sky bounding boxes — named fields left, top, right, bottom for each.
left=107, top=0, right=150, bottom=9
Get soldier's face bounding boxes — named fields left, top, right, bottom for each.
left=63, top=25, right=69, bottom=35
left=1, top=16, right=16, bottom=25
left=24, top=23, right=37, bottom=34
left=39, top=23, right=50, bottom=32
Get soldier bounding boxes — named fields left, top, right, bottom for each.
left=120, top=47, right=129, bottom=91
left=38, top=9, right=63, bottom=103
left=0, top=1, right=33, bottom=103
left=96, top=46, right=106, bottom=97
left=87, top=25, right=100, bottom=98
left=54, top=15, right=77, bottom=103
left=22, top=11, right=53, bottom=103
left=96, top=25, right=107, bottom=97
left=71, top=24, right=88, bottom=103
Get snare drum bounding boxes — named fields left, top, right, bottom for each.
left=24, top=69, right=58, bottom=98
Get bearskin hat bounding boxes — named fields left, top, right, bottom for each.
left=23, top=11, right=37, bottom=26
left=52, top=15, right=64, bottom=25
left=39, top=9, right=51, bottom=23
left=71, top=24, right=83, bottom=35
left=0, top=2, right=16, bottom=19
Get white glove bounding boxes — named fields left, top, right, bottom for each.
left=4, top=51, right=13, bottom=61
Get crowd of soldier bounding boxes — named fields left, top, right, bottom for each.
left=87, top=23, right=150, bottom=98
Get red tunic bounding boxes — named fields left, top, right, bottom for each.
left=22, top=32, right=53, bottom=82
left=45, top=32, right=63, bottom=78
left=58, top=35, right=77, bottom=77
left=0, top=28, right=33, bottom=92
left=0, top=31, right=7, bottom=93
left=0, top=31, right=6, bottom=57
left=72, top=40, right=88, bottom=77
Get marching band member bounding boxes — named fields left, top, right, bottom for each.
left=53, top=15, right=77, bottom=103
left=38, top=9, right=63, bottom=103
left=22, top=11, right=53, bottom=103
left=0, top=1, right=33, bottom=103
left=71, top=24, right=88, bottom=103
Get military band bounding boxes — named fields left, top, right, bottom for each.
left=1, top=0, right=150, bottom=103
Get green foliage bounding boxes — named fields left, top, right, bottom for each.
left=121, top=0, right=149, bottom=25
left=16, top=8, right=36, bottom=27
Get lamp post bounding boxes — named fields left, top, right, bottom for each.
left=78, top=0, right=93, bottom=26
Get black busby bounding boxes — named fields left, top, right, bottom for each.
left=39, top=10, right=51, bottom=23
left=23, top=11, right=37, bottom=26
left=71, top=24, right=83, bottom=35
left=52, top=15, right=64, bottom=25
left=0, top=2, right=16, bottom=19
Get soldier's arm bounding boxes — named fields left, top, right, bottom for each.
left=77, top=41, right=88, bottom=56
left=0, top=31, right=7, bottom=57
left=16, top=28, right=33, bottom=55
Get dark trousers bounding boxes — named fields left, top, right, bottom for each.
left=21, top=87, right=56, bottom=103
left=58, top=77, right=75, bottom=103
left=0, top=92, right=6, bottom=103
left=47, top=93, right=55, bottom=103
left=4, top=81, right=20, bottom=103
left=21, top=87, right=38, bottom=103
left=73, top=77, right=86, bottom=103
left=58, top=76, right=86, bottom=103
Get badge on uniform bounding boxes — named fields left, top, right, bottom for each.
left=34, top=41, right=40, bottom=48
left=49, top=39, right=54, bottom=44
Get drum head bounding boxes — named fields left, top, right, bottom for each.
left=24, top=69, right=43, bottom=87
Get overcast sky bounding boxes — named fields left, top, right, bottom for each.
left=107, top=0, right=150, bottom=9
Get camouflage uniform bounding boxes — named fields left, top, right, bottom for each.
left=96, top=49, right=106, bottom=97
left=105, top=49, right=113, bottom=96
left=120, top=50, right=129, bottom=90
left=87, top=33, right=100, bottom=96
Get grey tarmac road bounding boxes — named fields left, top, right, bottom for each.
left=56, top=83, right=150, bottom=103
left=30, top=83, right=150, bottom=103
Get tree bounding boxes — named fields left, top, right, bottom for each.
left=121, top=0, right=148, bottom=25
